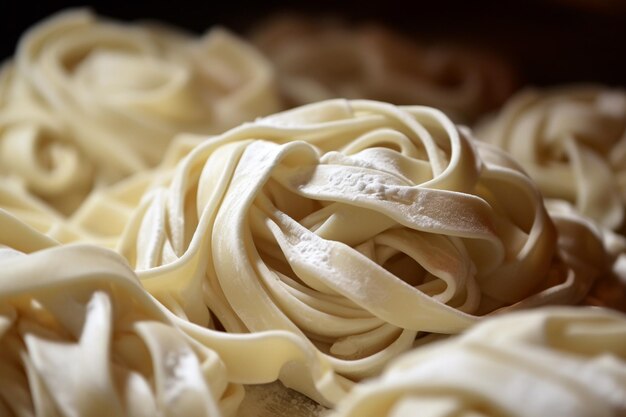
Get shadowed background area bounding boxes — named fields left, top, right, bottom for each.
left=2, top=0, right=625, bottom=87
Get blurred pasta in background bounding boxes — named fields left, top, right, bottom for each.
left=253, top=15, right=518, bottom=124
left=0, top=9, right=280, bottom=215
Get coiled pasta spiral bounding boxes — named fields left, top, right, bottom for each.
left=0, top=9, right=280, bottom=214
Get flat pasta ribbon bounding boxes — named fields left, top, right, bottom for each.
left=546, top=200, right=626, bottom=312
left=0, top=241, right=237, bottom=417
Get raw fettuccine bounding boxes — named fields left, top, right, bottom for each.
left=476, top=86, right=626, bottom=231
left=546, top=199, right=626, bottom=312
left=332, top=307, right=626, bottom=417
left=0, top=210, right=354, bottom=413
left=96, top=100, right=607, bottom=393
left=0, top=135, right=205, bottom=249
left=1, top=10, right=622, bottom=417
left=0, top=9, right=280, bottom=215
left=0, top=217, right=239, bottom=417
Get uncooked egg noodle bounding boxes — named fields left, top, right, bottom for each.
left=0, top=133, right=208, bottom=251
left=253, top=16, right=517, bottom=123
left=332, top=307, right=626, bottom=417
left=0, top=9, right=280, bottom=214
left=0, top=210, right=352, bottom=416
left=477, top=86, right=626, bottom=231
left=65, top=100, right=604, bottom=396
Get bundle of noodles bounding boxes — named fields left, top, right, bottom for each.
left=0, top=211, right=355, bottom=412
left=0, top=215, right=241, bottom=416
left=0, top=9, right=280, bottom=215
left=102, top=100, right=608, bottom=397
left=477, top=86, right=626, bottom=231
left=477, top=86, right=626, bottom=310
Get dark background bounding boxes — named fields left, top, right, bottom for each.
left=2, top=0, right=625, bottom=87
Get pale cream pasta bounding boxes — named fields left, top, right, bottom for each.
left=1, top=10, right=621, bottom=417
left=0, top=9, right=281, bottom=215
left=108, top=99, right=606, bottom=396
left=0, top=64, right=94, bottom=215
left=0, top=226, right=239, bottom=416
left=0, top=172, right=151, bottom=249
left=253, top=16, right=517, bottom=123
left=546, top=199, right=626, bottom=312
left=0, top=211, right=352, bottom=412
left=0, top=134, right=205, bottom=249
left=476, top=86, right=626, bottom=231
left=332, top=307, right=626, bottom=417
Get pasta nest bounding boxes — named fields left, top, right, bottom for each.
left=477, top=86, right=626, bottom=231
left=0, top=9, right=280, bottom=214
left=113, top=100, right=606, bottom=386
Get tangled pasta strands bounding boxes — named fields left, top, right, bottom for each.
left=0, top=211, right=353, bottom=413
left=113, top=100, right=602, bottom=395
left=0, top=133, right=206, bottom=251
left=253, top=16, right=518, bottom=123
left=476, top=86, right=626, bottom=310
left=0, top=65, right=93, bottom=215
left=0, top=173, right=154, bottom=250
left=546, top=199, right=626, bottom=312
left=0, top=229, right=236, bottom=416
left=477, top=86, right=626, bottom=231
left=0, top=9, right=280, bottom=214
left=332, top=307, right=626, bottom=417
